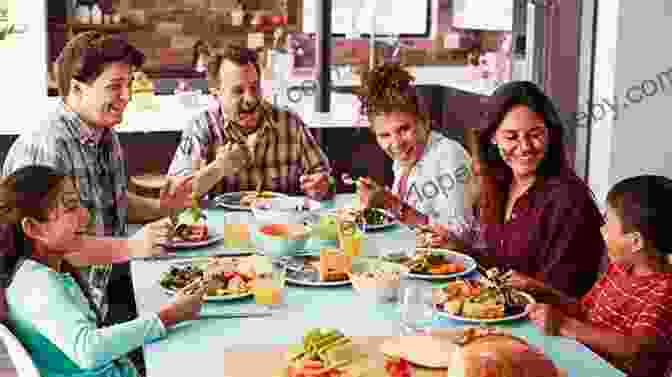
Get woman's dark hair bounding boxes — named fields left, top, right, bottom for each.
left=606, top=175, right=672, bottom=255
left=476, top=81, right=576, bottom=225
left=0, top=166, right=104, bottom=327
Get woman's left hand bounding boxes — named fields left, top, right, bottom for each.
left=506, top=270, right=546, bottom=292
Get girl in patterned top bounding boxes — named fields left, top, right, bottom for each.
left=517, top=175, right=672, bottom=377
left=354, top=63, right=471, bottom=228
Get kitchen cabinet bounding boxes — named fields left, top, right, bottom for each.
left=452, top=0, right=514, bottom=31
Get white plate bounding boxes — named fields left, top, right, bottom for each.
left=213, top=191, right=289, bottom=211
left=403, top=248, right=478, bottom=280
left=159, top=259, right=254, bottom=301
left=435, top=291, right=536, bottom=324
left=159, top=229, right=225, bottom=249
left=161, top=287, right=253, bottom=301
left=285, top=276, right=352, bottom=287
left=329, top=207, right=399, bottom=231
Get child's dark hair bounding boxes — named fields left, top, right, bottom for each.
left=606, top=175, right=672, bottom=255
left=356, top=63, right=429, bottom=125
left=0, top=166, right=105, bottom=328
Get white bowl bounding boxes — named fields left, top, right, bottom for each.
left=348, top=271, right=402, bottom=303
left=253, top=223, right=312, bottom=257
left=252, top=197, right=322, bottom=226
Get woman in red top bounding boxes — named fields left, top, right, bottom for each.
left=432, top=81, right=606, bottom=298
left=522, top=175, right=672, bottom=377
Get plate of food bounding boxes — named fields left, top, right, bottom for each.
left=283, top=328, right=370, bottom=377
left=433, top=278, right=535, bottom=324
left=160, top=195, right=224, bottom=249
left=213, top=191, right=289, bottom=211
left=402, top=248, right=477, bottom=280
left=282, top=248, right=355, bottom=287
left=159, top=257, right=254, bottom=301
left=330, top=207, right=398, bottom=231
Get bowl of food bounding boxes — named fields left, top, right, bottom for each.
left=348, top=270, right=402, bottom=303
left=347, top=259, right=407, bottom=303
left=253, top=223, right=313, bottom=257
left=252, top=197, right=321, bottom=226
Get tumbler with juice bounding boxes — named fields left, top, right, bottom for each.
left=222, top=212, right=254, bottom=249
left=251, top=255, right=286, bottom=306
left=337, top=220, right=364, bottom=257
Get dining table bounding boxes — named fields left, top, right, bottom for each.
left=129, top=194, right=626, bottom=377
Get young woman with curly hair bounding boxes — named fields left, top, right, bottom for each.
left=355, top=63, right=471, bottom=229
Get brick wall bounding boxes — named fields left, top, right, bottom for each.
left=114, top=0, right=296, bottom=70
left=46, top=0, right=509, bottom=82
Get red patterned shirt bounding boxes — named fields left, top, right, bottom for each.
left=580, top=262, right=672, bottom=376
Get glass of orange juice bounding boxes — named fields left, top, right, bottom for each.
left=222, top=212, right=254, bottom=250
left=337, top=220, right=364, bottom=257
left=252, top=256, right=286, bottom=308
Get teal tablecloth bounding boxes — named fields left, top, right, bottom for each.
left=129, top=194, right=625, bottom=377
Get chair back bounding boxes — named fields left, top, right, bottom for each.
left=0, top=323, right=40, bottom=377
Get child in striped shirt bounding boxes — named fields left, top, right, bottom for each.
left=512, top=175, right=672, bottom=377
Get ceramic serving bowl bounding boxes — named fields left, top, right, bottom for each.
left=253, top=223, right=312, bottom=258
left=348, top=259, right=408, bottom=303
left=251, top=197, right=321, bottom=226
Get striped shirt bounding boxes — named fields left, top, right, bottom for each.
left=167, top=98, right=331, bottom=194
left=1, top=100, right=128, bottom=317
left=580, top=262, right=672, bottom=376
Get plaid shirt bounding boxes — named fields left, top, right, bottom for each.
left=579, top=262, right=672, bottom=376
left=1, top=100, right=128, bottom=316
left=168, top=97, right=331, bottom=194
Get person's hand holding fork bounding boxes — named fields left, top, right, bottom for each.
left=157, top=278, right=212, bottom=327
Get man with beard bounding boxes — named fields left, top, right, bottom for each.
left=167, top=46, right=333, bottom=199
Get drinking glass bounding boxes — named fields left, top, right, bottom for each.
left=399, top=284, right=436, bottom=335
left=337, top=221, right=364, bottom=257
left=222, top=212, right=254, bottom=250
left=252, top=256, right=287, bottom=308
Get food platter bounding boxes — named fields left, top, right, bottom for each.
left=433, top=279, right=535, bottom=324
left=402, top=248, right=477, bottom=280
left=282, top=255, right=406, bottom=287
left=159, top=258, right=254, bottom=301
left=283, top=255, right=352, bottom=287
left=329, top=207, right=399, bottom=231
left=158, top=228, right=225, bottom=249
left=213, top=191, right=289, bottom=211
